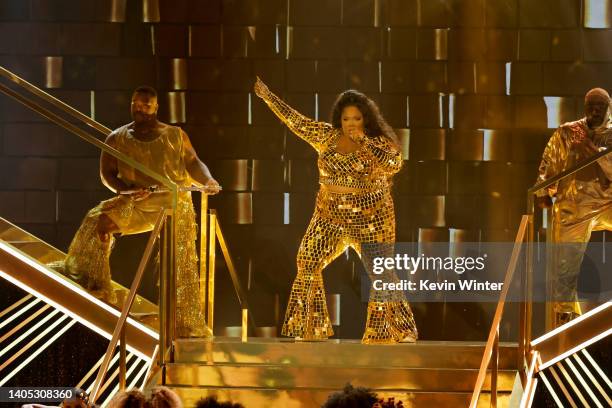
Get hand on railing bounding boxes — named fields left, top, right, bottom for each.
left=117, top=182, right=223, bottom=197
left=179, top=180, right=222, bottom=195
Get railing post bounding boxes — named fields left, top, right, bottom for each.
left=199, top=193, right=208, bottom=327
left=159, top=214, right=169, bottom=374
left=526, top=214, right=534, bottom=361
left=241, top=309, right=248, bottom=342
left=119, top=326, right=126, bottom=391
left=168, top=212, right=176, bottom=362
left=491, top=329, right=499, bottom=408
left=207, top=211, right=217, bottom=333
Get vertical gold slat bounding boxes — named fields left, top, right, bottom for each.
left=199, top=193, right=208, bottom=327
left=119, top=327, right=126, bottom=391
left=241, top=309, right=248, bottom=342
left=44, top=57, right=62, bottom=89
left=207, top=212, right=217, bottom=332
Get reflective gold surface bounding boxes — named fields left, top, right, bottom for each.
left=173, top=338, right=518, bottom=369
left=531, top=302, right=612, bottom=369
left=154, top=338, right=517, bottom=408
left=0, top=217, right=158, bottom=357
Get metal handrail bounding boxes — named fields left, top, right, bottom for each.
left=0, top=68, right=177, bottom=200
left=469, top=215, right=530, bottom=408
left=205, top=210, right=255, bottom=341
left=0, top=66, right=112, bottom=136
left=527, top=146, right=611, bottom=212
left=90, top=209, right=168, bottom=403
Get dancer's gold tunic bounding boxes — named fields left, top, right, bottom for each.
left=259, top=89, right=418, bottom=344
left=537, top=117, right=612, bottom=316
left=61, top=124, right=209, bottom=337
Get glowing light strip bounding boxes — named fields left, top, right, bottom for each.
left=537, top=328, right=612, bottom=371
left=539, top=371, right=565, bottom=408
left=0, top=270, right=151, bottom=361
left=0, top=308, right=61, bottom=359
left=78, top=354, right=106, bottom=389
left=0, top=317, right=75, bottom=386
left=86, top=352, right=121, bottom=394
left=99, top=355, right=141, bottom=407
left=531, top=302, right=611, bottom=345
left=98, top=353, right=136, bottom=397
left=132, top=361, right=150, bottom=390
left=549, top=365, right=578, bottom=408
left=557, top=361, right=589, bottom=407
left=0, top=241, right=158, bottom=340
left=573, top=354, right=612, bottom=405
left=140, top=346, right=159, bottom=390
left=519, top=351, right=539, bottom=407
left=526, top=378, right=538, bottom=407
left=0, top=303, right=51, bottom=344
left=565, top=358, right=604, bottom=408
left=0, top=295, right=33, bottom=319
left=582, top=350, right=612, bottom=390
left=0, top=297, right=42, bottom=330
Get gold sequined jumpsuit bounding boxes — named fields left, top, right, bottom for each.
left=61, top=124, right=209, bottom=337
left=258, top=88, right=418, bottom=344
left=536, top=116, right=612, bottom=316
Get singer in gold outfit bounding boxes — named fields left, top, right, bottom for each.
left=255, top=78, right=418, bottom=344
left=55, top=86, right=220, bottom=337
left=536, top=88, right=612, bottom=326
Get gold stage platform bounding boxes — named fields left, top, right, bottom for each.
left=148, top=337, right=518, bottom=407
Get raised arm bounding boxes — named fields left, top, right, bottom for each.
left=254, top=77, right=332, bottom=152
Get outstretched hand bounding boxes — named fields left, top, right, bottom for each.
left=254, top=76, right=269, bottom=98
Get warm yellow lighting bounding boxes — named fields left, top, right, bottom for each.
left=584, top=0, right=612, bottom=28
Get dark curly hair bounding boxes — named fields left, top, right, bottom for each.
left=330, top=90, right=399, bottom=146
left=195, top=396, right=245, bottom=408
left=321, top=384, right=379, bottom=408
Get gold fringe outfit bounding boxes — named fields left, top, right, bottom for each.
left=259, top=88, right=418, bottom=344
left=536, top=116, right=612, bottom=317
left=61, top=124, right=209, bottom=337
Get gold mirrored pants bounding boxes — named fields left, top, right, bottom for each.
left=60, top=192, right=209, bottom=337
left=282, top=189, right=418, bottom=344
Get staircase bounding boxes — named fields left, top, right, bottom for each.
left=0, top=217, right=158, bottom=402
left=149, top=337, right=518, bottom=408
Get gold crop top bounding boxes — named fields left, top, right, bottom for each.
left=260, top=88, right=403, bottom=190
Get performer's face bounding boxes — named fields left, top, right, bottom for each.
left=341, top=105, right=364, bottom=136
left=585, top=98, right=609, bottom=128
left=131, top=93, right=158, bottom=124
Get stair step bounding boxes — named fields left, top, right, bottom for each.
left=170, top=386, right=511, bottom=408
left=166, top=364, right=514, bottom=392
left=174, top=338, right=518, bottom=369
left=165, top=363, right=515, bottom=392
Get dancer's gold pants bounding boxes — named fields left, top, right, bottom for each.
left=282, top=188, right=418, bottom=344
left=552, top=199, right=612, bottom=316
left=61, top=191, right=209, bottom=337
